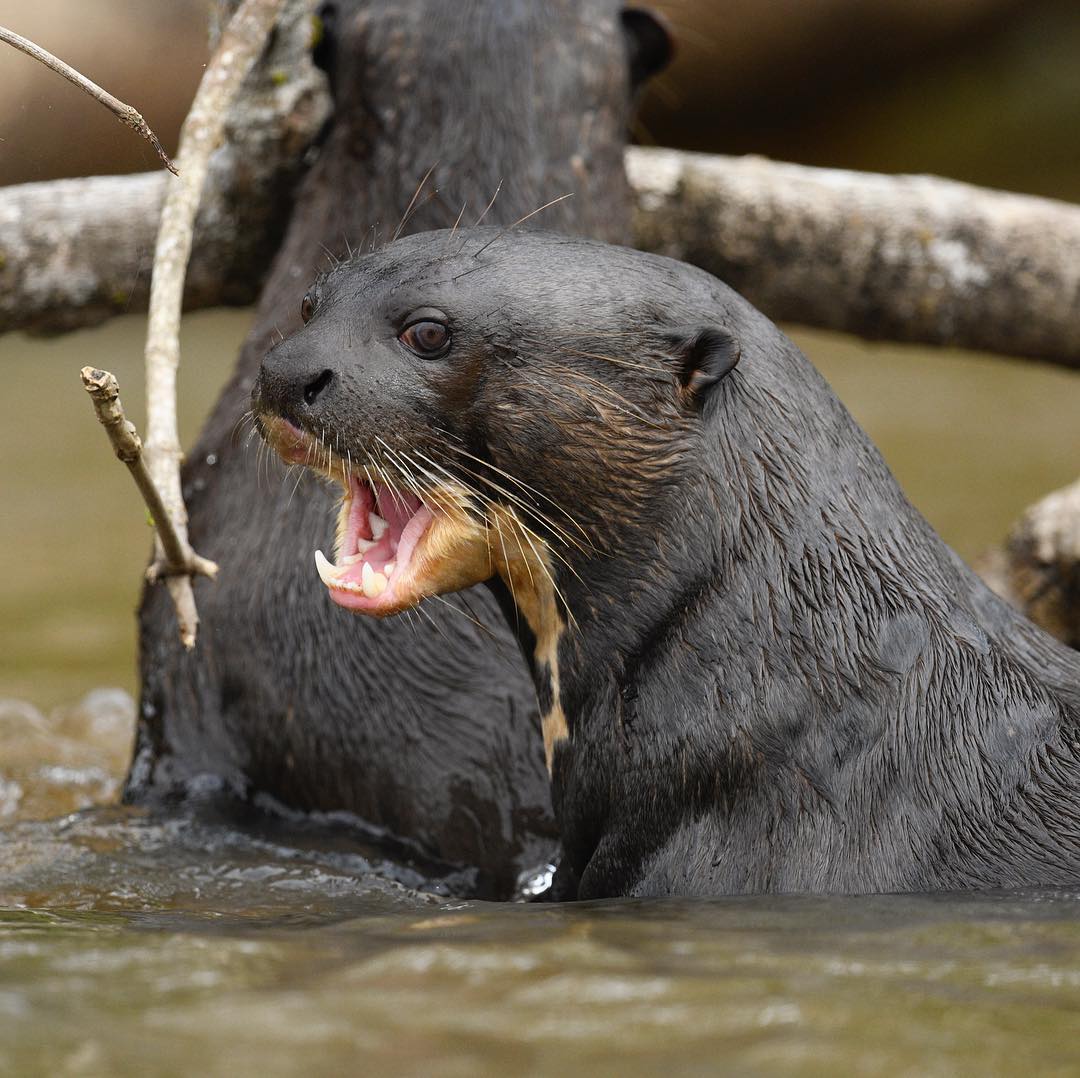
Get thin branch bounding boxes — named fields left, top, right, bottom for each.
left=79, top=367, right=218, bottom=579
left=0, top=24, right=177, bottom=175
left=81, top=367, right=217, bottom=647
left=140, top=0, right=285, bottom=647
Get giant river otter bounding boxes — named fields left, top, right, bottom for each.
left=254, top=228, right=1080, bottom=899
left=130, top=1, right=670, bottom=897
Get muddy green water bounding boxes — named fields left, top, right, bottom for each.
left=2, top=312, right=1080, bottom=1073
left=4, top=813, right=1080, bottom=1077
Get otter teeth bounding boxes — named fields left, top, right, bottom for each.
left=316, top=550, right=388, bottom=599
left=383, top=561, right=396, bottom=577
left=361, top=561, right=388, bottom=598
left=369, top=513, right=388, bottom=541
left=342, top=538, right=375, bottom=565
left=314, top=549, right=344, bottom=584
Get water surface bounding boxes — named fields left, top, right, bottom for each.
left=3, top=815, right=1080, bottom=1077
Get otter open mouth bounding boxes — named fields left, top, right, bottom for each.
left=257, top=412, right=497, bottom=616
left=315, top=474, right=436, bottom=614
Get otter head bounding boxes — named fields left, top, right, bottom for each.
left=253, top=229, right=740, bottom=633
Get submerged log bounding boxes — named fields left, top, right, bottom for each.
left=999, top=479, right=1080, bottom=649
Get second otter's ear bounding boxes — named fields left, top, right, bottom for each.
left=669, top=327, right=742, bottom=406
left=621, top=8, right=675, bottom=87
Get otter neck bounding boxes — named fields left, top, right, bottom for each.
left=489, top=434, right=1078, bottom=899
left=485, top=511, right=576, bottom=775
left=484, top=491, right=723, bottom=778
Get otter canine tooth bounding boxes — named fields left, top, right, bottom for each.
left=361, top=562, right=387, bottom=598
left=314, top=549, right=342, bottom=585
left=384, top=561, right=396, bottom=577
left=369, top=514, right=388, bottom=541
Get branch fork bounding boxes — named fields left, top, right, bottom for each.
left=81, top=368, right=218, bottom=647
left=74, top=0, right=287, bottom=648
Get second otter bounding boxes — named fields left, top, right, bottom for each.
left=254, top=229, right=1080, bottom=899
left=133, top=0, right=673, bottom=899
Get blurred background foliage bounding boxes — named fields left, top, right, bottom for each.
left=1, top=0, right=1078, bottom=201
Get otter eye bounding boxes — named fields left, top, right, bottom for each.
left=300, top=293, right=315, bottom=324
left=400, top=319, right=451, bottom=358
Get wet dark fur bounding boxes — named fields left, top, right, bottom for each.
left=255, top=229, right=1080, bottom=900
left=129, top=0, right=669, bottom=898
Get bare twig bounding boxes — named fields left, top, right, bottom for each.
left=81, top=367, right=218, bottom=647
left=0, top=24, right=177, bottom=174
left=79, top=367, right=218, bottom=579
left=139, top=0, right=285, bottom=647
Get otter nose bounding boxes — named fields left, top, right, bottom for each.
left=255, top=338, right=337, bottom=419
left=302, top=368, right=334, bottom=406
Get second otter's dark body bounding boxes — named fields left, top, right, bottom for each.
left=130, top=1, right=669, bottom=897
left=255, top=229, right=1080, bottom=899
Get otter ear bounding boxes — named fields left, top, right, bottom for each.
left=621, top=8, right=675, bottom=87
left=669, top=326, right=741, bottom=406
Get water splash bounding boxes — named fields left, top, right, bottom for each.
left=0, top=689, right=134, bottom=822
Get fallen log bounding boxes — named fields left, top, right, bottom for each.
left=0, top=0, right=327, bottom=337
left=4, top=148, right=1080, bottom=371
left=627, top=148, right=1080, bottom=370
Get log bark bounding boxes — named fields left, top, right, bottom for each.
left=627, top=148, right=1080, bottom=369
left=3, top=147, right=1079, bottom=370
left=998, top=479, right=1080, bottom=649
left=0, top=0, right=328, bottom=337
left=0, top=171, right=230, bottom=335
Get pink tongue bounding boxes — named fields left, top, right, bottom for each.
left=376, top=486, right=422, bottom=540
left=338, top=484, right=424, bottom=585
